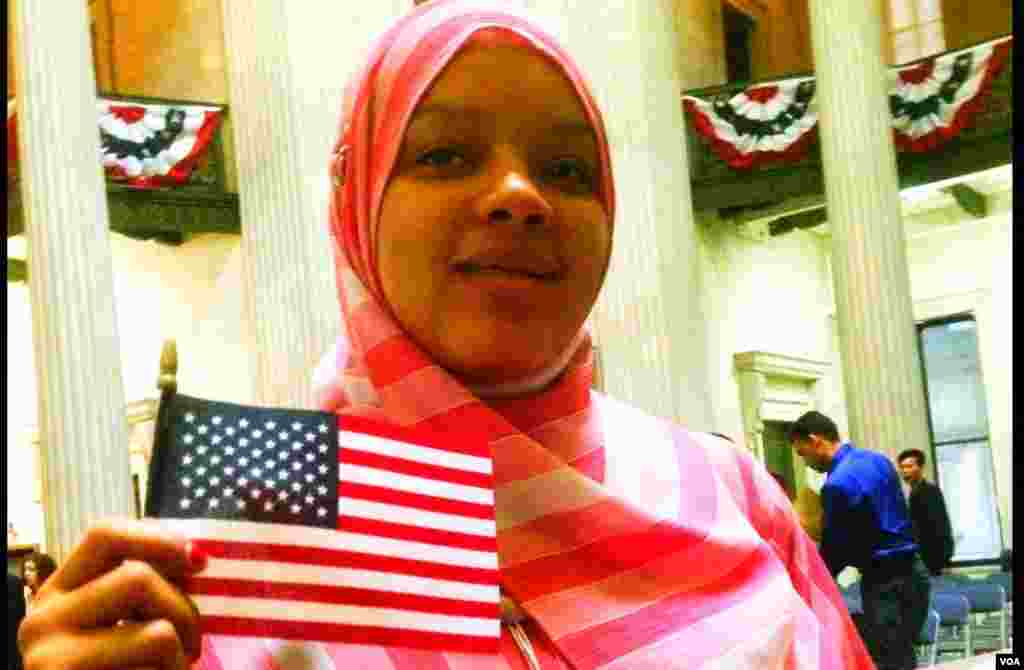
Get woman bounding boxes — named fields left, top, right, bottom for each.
left=17, top=2, right=874, bottom=668
left=20, top=552, right=56, bottom=610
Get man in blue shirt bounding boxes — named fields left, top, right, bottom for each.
left=789, top=411, right=930, bottom=670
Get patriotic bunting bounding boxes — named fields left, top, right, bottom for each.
left=683, top=35, right=1012, bottom=169
left=6, top=97, right=223, bottom=188
left=146, top=391, right=500, bottom=654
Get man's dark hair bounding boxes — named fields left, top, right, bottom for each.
left=787, top=410, right=840, bottom=444
left=897, top=448, right=926, bottom=467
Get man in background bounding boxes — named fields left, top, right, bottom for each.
left=789, top=411, right=930, bottom=670
left=898, top=448, right=955, bottom=575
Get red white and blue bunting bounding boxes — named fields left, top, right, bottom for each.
left=682, top=35, right=1012, bottom=170
left=7, top=98, right=223, bottom=188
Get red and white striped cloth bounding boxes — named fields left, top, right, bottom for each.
left=194, top=1, right=875, bottom=668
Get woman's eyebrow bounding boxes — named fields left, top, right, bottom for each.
left=409, top=104, right=594, bottom=140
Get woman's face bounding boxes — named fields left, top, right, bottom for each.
left=23, top=560, right=38, bottom=589
left=377, top=43, right=611, bottom=387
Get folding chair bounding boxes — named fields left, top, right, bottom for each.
left=955, top=581, right=1008, bottom=652
left=915, top=608, right=940, bottom=668
left=930, top=592, right=972, bottom=661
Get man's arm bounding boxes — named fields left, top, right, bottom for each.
left=819, top=481, right=856, bottom=577
left=925, top=483, right=956, bottom=563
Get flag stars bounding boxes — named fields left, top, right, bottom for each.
left=239, top=419, right=250, bottom=429
left=252, top=448, right=262, bottom=458
left=279, top=431, right=289, bottom=441
left=265, top=421, right=276, bottom=430
left=265, top=459, right=276, bottom=470
left=305, top=433, right=316, bottom=443
left=291, top=422, right=302, bottom=431
left=292, top=442, right=303, bottom=451
left=318, top=465, right=329, bottom=475
left=277, top=491, right=288, bottom=501
left=236, top=499, right=246, bottom=510
left=317, top=507, right=328, bottom=518
left=305, top=495, right=315, bottom=505
left=305, top=453, right=315, bottom=463
left=209, top=476, right=221, bottom=487
left=238, top=477, right=249, bottom=487
left=251, top=489, right=261, bottom=499
left=264, top=501, right=274, bottom=512
left=196, top=487, right=207, bottom=498
left=223, top=466, right=236, bottom=476
left=252, top=429, right=263, bottom=439
left=291, top=461, right=302, bottom=472
left=318, top=444, right=328, bottom=454
left=290, top=503, right=301, bottom=514
left=208, top=499, right=220, bottom=509
left=278, top=471, right=289, bottom=481
left=183, top=434, right=195, bottom=444
left=291, top=483, right=302, bottom=493
left=181, top=476, right=192, bottom=488
left=265, top=479, right=276, bottom=489
left=197, top=446, right=208, bottom=455
left=305, top=474, right=315, bottom=483
left=196, top=466, right=208, bottom=477
left=251, top=467, right=262, bottom=478
left=318, top=423, right=328, bottom=434
left=226, top=427, right=236, bottom=437
left=223, top=488, right=234, bottom=498
left=239, top=438, right=250, bottom=447
left=185, top=412, right=196, bottom=423
left=279, top=451, right=289, bottom=461
left=212, top=416, right=223, bottom=425
left=211, top=435, right=223, bottom=445
left=317, top=485, right=328, bottom=496
left=266, top=440, right=277, bottom=449
left=211, top=455, right=222, bottom=466
left=224, top=446, right=235, bottom=456
left=239, top=457, right=250, bottom=467
left=197, top=425, right=209, bottom=435
left=180, top=499, right=192, bottom=509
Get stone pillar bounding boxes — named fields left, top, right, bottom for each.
left=807, top=0, right=932, bottom=460
left=523, top=0, right=714, bottom=429
left=220, top=1, right=408, bottom=409
left=13, top=0, right=133, bottom=560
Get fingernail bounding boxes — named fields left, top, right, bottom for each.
left=185, top=540, right=208, bottom=572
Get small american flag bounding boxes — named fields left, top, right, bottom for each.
left=146, top=392, right=500, bottom=654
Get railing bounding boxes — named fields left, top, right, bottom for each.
left=681, top=35, right=1013, bottom=213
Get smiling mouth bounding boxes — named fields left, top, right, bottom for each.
left=453, top=261, right=562, bottom=282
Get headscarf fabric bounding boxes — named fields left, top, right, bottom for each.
left=200, top=1, right=875, bottom=667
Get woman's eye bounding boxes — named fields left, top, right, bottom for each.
left=545, top=157, right=593, bottom=188
left=416, top=147, right=466, bottom=168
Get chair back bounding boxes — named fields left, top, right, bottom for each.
left=931, top=592, right=969, bottom=625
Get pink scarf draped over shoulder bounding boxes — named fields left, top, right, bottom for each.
left=199, top=1, right=875, bottom=668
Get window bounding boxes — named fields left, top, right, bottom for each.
left=722, top=4, right=755, bottom=82
left=888, top=0, right=945, bottom=64
left=917, top=315, right=1003, bottom=563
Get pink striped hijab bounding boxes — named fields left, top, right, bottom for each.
left=200, top=1, right=876, bottom=667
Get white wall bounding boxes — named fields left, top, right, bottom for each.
left=5, top=232, right=256, bottom=548
left=696, top=214, right=849, bottom=440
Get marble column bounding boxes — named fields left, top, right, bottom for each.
left=807, top=0, right=932, bottom=461
left=523, top=0, right=714, bottom=429
left=220, top=1, right=407, bottom=409
left=13, top=0, right=133, bottom=559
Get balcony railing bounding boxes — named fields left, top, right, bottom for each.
left=682, top=36, right=1013, bottom=215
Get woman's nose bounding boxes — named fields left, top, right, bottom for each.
left=475, top=155, right=554, bottom=227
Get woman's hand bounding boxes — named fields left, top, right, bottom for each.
left=18, top=519, right=205, bottom=670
